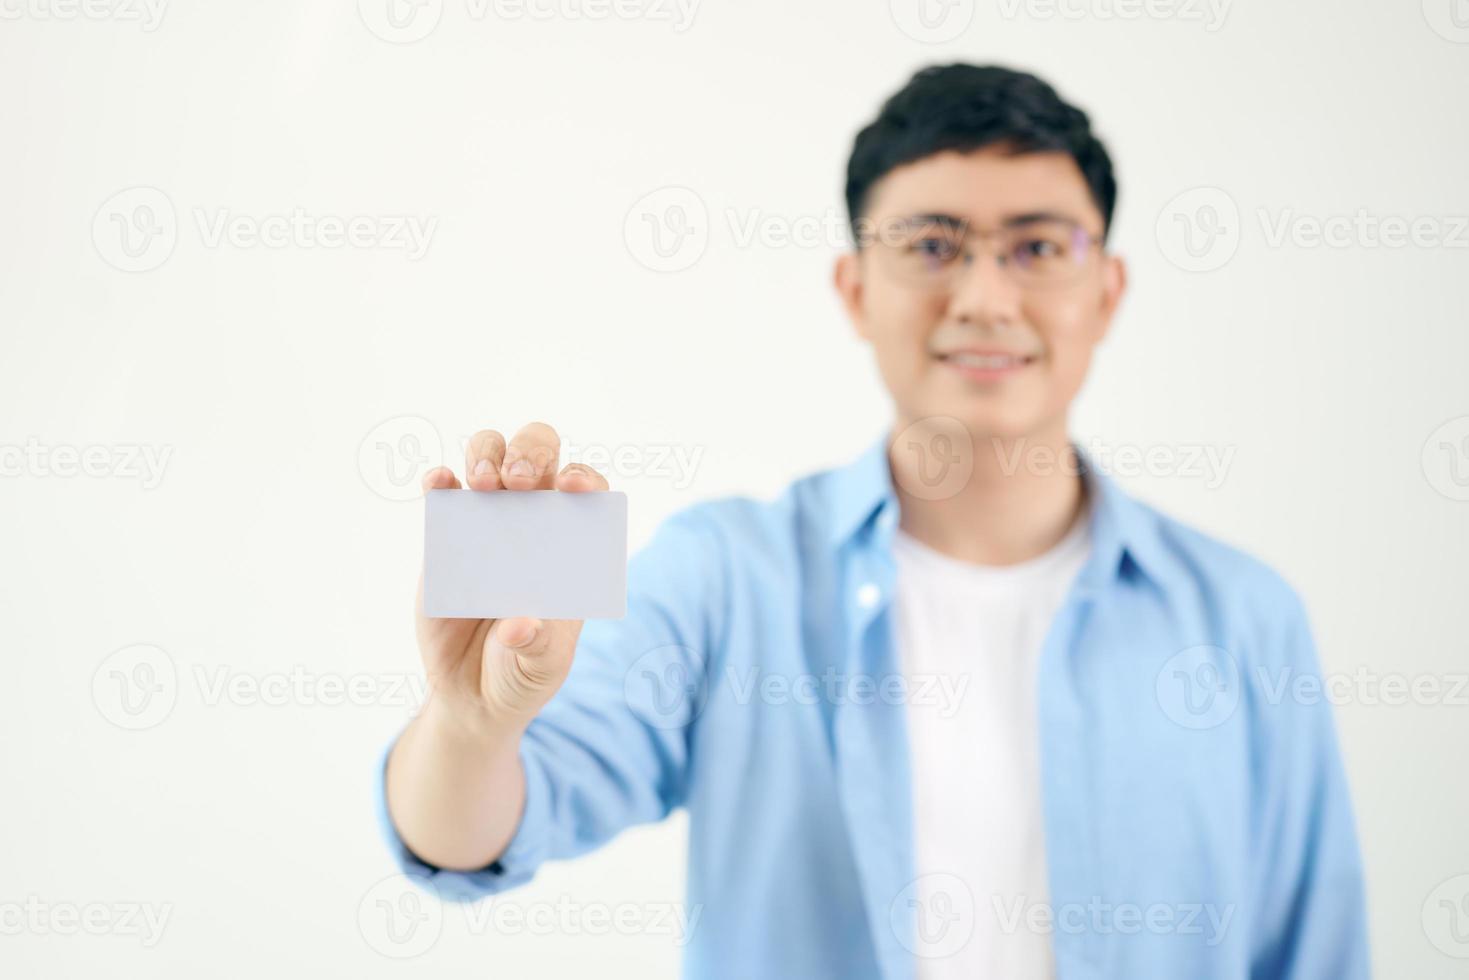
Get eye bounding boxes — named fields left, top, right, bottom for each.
left=1016, top=237, right=1061, bottom=259
left=911, top=237, right=962, bottom=262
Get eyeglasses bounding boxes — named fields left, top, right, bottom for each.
left=860, top=215, right=1104, bottom=290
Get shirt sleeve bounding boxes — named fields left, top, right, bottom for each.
left=1246, top=581, right=1371, bottom=979
left=373, top=503, right=727, bottom=903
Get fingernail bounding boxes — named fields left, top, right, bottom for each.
left=473, top=459, right=491, bottom=477
left=507, top=458, right=535, bottom=478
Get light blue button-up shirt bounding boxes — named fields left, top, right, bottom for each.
left=376, top=434, right=1370, bottom=978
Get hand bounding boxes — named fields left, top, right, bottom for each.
left=413, top=421, right=609, bottom=736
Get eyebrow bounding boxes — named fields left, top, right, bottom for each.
left=900, top=210, right=1084, bottom=230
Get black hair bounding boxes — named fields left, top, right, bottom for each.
left=845, top=64, right=1117, bottom=242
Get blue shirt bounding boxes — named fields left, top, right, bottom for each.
left=375, top=434, right=1370, bottom=979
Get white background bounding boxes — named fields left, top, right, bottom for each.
left=2, top=0, right=1467, bottom=975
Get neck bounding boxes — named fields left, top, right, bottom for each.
left=888, top=416, right=1086, bottom=566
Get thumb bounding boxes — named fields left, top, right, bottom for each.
left=482, top=616, right=581, bottom=711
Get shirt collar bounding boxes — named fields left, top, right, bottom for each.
left=825, top=431, right=1168, bottom=589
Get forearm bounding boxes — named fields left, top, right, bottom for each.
left=384, top=693, right=529, bottom=872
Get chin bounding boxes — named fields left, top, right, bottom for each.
left=963, top=416, right=1044, bottom=447
left=928, top=395, right=1049, bottom=444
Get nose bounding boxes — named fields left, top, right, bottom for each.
left=946, top=242, right=1023, bottom=329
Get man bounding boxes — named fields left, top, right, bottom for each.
left=378, top=64, right=1369, bottom=978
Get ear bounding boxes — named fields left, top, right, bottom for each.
left=833, top=250, right=872, bottom=341
left=1094, top=251, right=1128, bottom=344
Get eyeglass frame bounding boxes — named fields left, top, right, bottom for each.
left=854, top=211, right=1108, bottom=290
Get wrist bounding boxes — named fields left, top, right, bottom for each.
left=420, top=687, right=530, bottom=751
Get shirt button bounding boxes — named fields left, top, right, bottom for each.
left=856, top=583, right=882, bottom=608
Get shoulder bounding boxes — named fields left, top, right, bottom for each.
left=647, top=449, right=865, bottom=558
left=646, top=486, right=809, bottom=576
left=1116, top=490, right=1316, bottom=662
left=1152, top=505, right=1300, bottom=603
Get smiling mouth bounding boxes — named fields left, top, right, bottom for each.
left=935, top=350, right=1039, bottom=379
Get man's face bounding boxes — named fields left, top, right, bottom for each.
left=834, top=147, right=1126, bottom=443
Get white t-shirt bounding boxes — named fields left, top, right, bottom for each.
left=890, top=512, right=1091, bottom=979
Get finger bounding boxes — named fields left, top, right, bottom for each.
left=465, top=429, right=507, bottom=491
left=421, top=466, right=461, bottom=493
left=483, top=616, right=574, bottom=701
left=501, top=421, right=561, bottom=491
left=553, top=462, right=609, bottom=493
left=496, top=617, right=542, bottom=650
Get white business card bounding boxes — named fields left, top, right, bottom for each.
left=423, top=490, right=628, bottom=619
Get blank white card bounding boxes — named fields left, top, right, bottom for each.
left=422, top=490, right=628, bottom=620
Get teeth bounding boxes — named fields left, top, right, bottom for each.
left=949, top=352, right=1021, bottom=369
